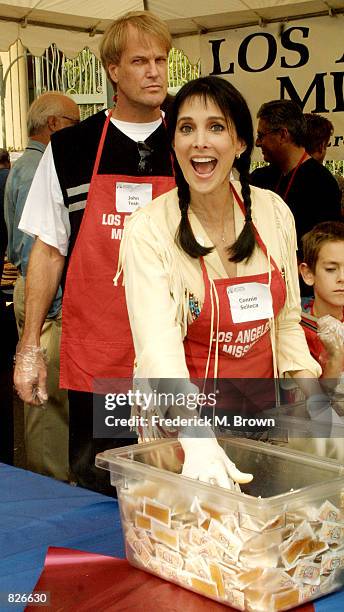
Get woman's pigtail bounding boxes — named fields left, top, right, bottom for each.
left=228, top=155, right=257, bottom=263
left=174, top=161, right=212, bottom=258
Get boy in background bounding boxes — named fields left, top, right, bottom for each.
left=300, top=221, right=344, bottom=381
left=297, top=221, right=344, bottom=461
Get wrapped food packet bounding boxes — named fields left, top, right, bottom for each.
left=317, top=315, right=344, bottom=354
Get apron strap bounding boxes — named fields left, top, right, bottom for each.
left=231, top=182, right=280, bottom=273
left=90, top=109, right=113, bottom=182
left=161, top=112, right=175, bottom=178
left=275, top=151, right=309, bottom=201
left=199, top=255, right=210, bottom=286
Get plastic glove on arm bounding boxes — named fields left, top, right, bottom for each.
left=14, top=344, right=48, bottom=405
left=179, top=435, right=253, bottom=490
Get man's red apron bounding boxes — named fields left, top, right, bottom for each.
left=184, top=185, right=286, bottom=412
left=60, top=111, right=175, bottom=392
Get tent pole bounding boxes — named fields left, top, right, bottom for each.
left=0, top=58, right=6, bottom=148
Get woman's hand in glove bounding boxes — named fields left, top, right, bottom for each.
left=179, top=436, right=253, bottom=490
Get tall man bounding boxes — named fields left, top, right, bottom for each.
left=5, top=92, right=80, bottom=480
left=250, top=100, right=341, bottom=245
left=15, top=11, right=175, bottom=494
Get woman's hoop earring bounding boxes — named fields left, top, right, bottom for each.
left=235, top=152, right=241, bottom=159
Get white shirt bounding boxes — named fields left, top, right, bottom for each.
left=19, top=111, right=163, bottom=256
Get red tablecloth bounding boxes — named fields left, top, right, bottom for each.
left=27, top=547, right=315, bottom=612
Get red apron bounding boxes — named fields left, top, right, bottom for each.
left=301, top=302, right=324, bottom=365
left=301, top=300, right=344, bottom=369
left=184, top=185, right=286, bottom=407
left=60, top=111, right=175, bottom=392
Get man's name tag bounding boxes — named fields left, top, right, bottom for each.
left=227, top=282, right=274, bottom=323
left=116, top=182, right=153, bottom=213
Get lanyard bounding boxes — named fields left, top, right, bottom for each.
left=275, top=151, right=308, bottom=201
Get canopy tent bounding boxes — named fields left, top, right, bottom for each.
left=0, top=1, right=343, bottom=159
left=0, top=1, right=343, bottom=60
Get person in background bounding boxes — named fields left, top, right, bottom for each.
left=304, top=113, right=344, bottom=216
left=0, top=148, right=12, bottom=465
left=120, top=77, right=323, bottom=489
left=285, top=221, right=344, bottom=462
left=0, top=148, right=10, bottom=280
left=4, top=92, right=80, bottom=481
left=250, top=100, right=341, bottom=247
left=300, top=221, right=344, bottom=381
left=14, top=11, right=175, bottom=495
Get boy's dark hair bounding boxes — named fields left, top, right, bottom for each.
left=167, top=75, right=257, bottom=263
left=301, top=221, right=344, bottom=272
left=304, top=113, right=333, bottom=155
left=257, top=99, right=306, bottom=147
left=0, top=148, right=10, bottom=165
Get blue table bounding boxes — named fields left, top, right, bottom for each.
left=1, top=462, right=344, bottom=612
left=0, top=463, right=124, bottom=612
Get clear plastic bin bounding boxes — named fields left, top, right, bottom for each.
left=96, top=438, right=344, bottom=611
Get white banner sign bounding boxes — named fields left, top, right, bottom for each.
left=201, top=15, right=344, bottom=161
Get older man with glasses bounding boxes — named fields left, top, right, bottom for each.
left=14, top=11, right=175, bottom=495
left=250, top=99, right=341, bottom=248
left=4, top=92, right=80, bottom=481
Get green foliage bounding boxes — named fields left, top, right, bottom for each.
left=168, top=48, right=200, bottom=89
left=325, top=160, right=344, bottom=176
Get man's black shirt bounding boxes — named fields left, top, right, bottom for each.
left=250, top=158, right=342, bottom=247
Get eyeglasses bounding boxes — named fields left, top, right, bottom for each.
left=60, top=115, right=80, bottom=125
left=256, top=128, right=280, bottom=141
left=137, top=141, right=153, bottom=175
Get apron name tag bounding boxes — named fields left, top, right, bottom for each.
left=227, top=282, right=273, bottom=323
left=116, top=181, right=153, bottom=213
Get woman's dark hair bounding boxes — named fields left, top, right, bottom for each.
left=167, top=76, right=256, bottom=263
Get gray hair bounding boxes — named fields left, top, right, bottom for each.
left=27, top=92, right=73, bottom=136
left=257, top=99, right=306, bottom=147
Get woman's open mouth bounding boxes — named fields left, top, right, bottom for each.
left=191, top=157, right=217, bottom=176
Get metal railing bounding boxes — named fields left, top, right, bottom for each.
left=0, top=43, right=200, bottom=150
left=32, top=45, right=107, bottom=120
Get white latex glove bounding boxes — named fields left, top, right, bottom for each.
left=14, top=344, right=48, bottom=406
left=179, top=436, right=253, bottom=490
left=317, top=315, right=344, bottom=355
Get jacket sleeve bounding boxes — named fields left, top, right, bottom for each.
left=121, top=209, right=190, bottom=380
left=5, top=170, right=35, bottom=275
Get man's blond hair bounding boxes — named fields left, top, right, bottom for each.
left=99, top=11, right=172, bottom=86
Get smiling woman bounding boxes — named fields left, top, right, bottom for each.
left=118, top=76, right=322, bottom=490
left=174, top=98, right=243, bottom=195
